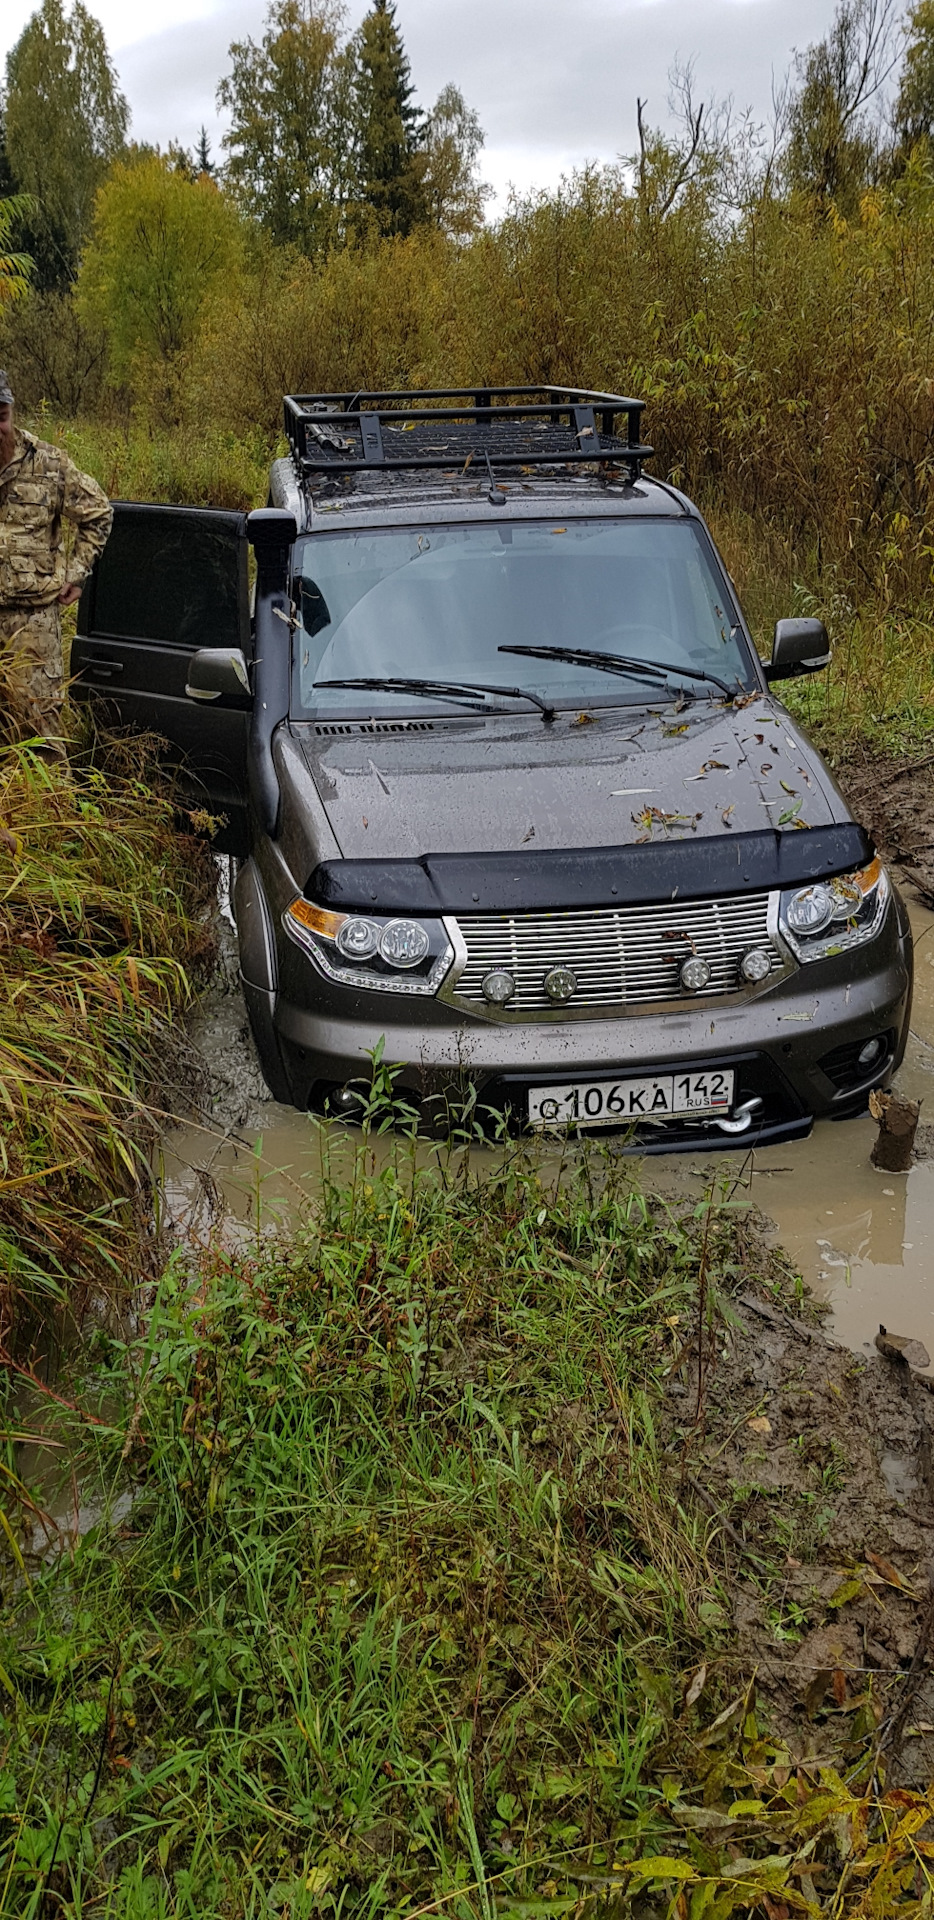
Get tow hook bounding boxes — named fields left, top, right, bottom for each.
left=713, top=1096, right=763, bottom=1136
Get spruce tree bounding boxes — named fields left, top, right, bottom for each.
left=355, top=0, right=426, bottom=236
left=195, top=126, right=214, bottom=176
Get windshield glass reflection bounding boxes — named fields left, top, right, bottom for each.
left=293, top=518, right=755, bottom=716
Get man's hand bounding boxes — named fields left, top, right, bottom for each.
left=57, top=583, right=82, bottom=607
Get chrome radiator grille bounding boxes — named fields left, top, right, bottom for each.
left=446, top=892, right=782, bottom=1014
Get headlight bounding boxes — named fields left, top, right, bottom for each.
left=284, top=899, right=453, bottom=995
left=779, top=858, right=889, bottom=962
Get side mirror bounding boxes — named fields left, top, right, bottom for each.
left=185, top=647, right=251, bottom=703
left=766, top=617, right=831, bottom=683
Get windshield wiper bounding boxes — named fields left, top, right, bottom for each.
left=316, top=676, right=556, bottom=721
left=497, top=645, right=737, bottom=701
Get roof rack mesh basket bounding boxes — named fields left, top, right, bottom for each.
left=284, top=385, right=652, bottom=480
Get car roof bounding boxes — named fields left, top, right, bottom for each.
left=270, top=457, right=696, bottom=534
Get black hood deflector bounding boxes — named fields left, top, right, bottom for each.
left=308, top=823, right=873, bottom=915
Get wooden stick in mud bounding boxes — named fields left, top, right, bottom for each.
left=869, top=1089, right=920, bottom=1172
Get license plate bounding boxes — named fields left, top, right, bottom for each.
left=528, top=1069, right=735, bottom=1129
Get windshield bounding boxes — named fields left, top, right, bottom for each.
left=292, top=517, right=756, bottom=716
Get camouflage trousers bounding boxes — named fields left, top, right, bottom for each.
left=0, top=601, right=64, bottom=745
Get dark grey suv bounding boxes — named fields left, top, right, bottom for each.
left=74, top=386, right=912, bottom=1147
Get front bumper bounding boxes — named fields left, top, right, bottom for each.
left=267, top=892, right=912, bottom=1146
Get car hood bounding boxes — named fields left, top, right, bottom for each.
left=295, top=697, right=849, bottom=860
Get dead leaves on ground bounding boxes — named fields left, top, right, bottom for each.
left=607, top=1693, right=934, bottom=1915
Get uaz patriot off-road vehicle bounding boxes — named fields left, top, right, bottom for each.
left=74, top=386, right=912, bottom=1147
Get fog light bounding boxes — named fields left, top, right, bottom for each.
left=482, top=968, right=515, bottom=1006
left=544, top=965, right=577, bottom=1004
left=680, top=956, right=711, bottom=993
left=740, top=947, right=773, bottom=984
left=857, top=1036, right=884, bottom=1069
left=332, top=1085, right=362, bottom=1113
left=378, top=919, right=430, bottom=968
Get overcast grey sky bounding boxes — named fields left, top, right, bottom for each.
left=1, top=0, right=850, bottom=209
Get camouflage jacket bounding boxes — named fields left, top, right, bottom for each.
left=0, top=429, right=113, bottom=608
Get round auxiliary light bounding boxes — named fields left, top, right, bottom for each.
left=785, top=884, right=834, bottom=936
left=378, top=918, right=431, bottom=969
left=336, top=915, right=381, bottom=961
left=857, top=1036, right=885, bottom=1069
left=740, top=947, right=773, bottom=985
left=680, top=956, right=711, bottom=993
left=482, top=968, right=516, bottom=1006
left=544, top=965, right=577, bottom=1004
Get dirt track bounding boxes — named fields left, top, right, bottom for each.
left=837, top=748, right=934, bottom=903
left=666, top=1244, right=934, bottom=1788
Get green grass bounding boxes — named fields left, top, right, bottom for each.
left=25, top=408, right=272, bottom=511
left=707, top=501, right=934, bottom=761
left=0, top=736, right=217, bottom=1341
left=3, top=1140, right=932, bottom=1918
left=0, top=1142, right=736, bottom=1917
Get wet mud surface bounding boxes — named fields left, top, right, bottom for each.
left=836, top=745, right=934, bottom=904
left=670, top=1261, right=934, bottom=1783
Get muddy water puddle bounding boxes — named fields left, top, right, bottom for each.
left=160, top=894, right=934, bottom=1366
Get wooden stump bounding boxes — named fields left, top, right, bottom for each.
left=869, top=1089, right=921, bottom=1172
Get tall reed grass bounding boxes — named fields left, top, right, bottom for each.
left=0, top=737, right=217, bottom=1350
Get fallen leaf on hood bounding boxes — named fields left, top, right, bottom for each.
left=721, top=805, right=735, bottom=827
left=634, top=805, right=701, bottom=836
left=574, top=711, right=595, bottom=726
left=779, top=780, right=798, bottom=794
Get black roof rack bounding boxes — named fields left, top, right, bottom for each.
left=283, top=385, right=652, bottom=482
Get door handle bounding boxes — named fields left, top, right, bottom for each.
left=85, top=659, right=124, bottom=679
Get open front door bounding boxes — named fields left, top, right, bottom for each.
left=72, top=503, right=252, bottom=853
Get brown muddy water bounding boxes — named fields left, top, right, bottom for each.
left=159, top=889, right=934, bottom=1369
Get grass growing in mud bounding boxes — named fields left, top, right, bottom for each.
left=0, top=738, right=217, bottom=1346
left=3, top=1139, right=933, bottom=1919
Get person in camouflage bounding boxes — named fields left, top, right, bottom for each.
left=0, top=369, right=113, bottom=745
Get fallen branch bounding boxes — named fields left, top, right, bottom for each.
left=685, top=1473, right=771, bottom=1573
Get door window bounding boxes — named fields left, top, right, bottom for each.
left=88, top=506, right=249, bottom=652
